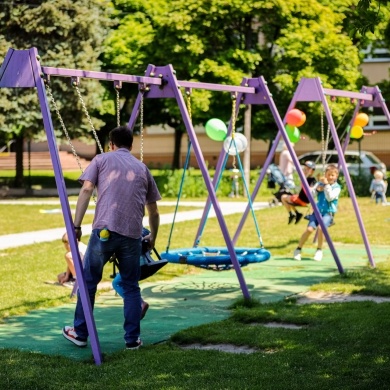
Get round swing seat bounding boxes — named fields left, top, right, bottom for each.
left=160, top=247, right=271, bottom=270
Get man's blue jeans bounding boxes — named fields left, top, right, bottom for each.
left=74, top=229, right=142, bottom=344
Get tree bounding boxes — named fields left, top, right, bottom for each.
left=103, top=0, right=375, bottom=168
left=0, top=0, right=111, bottom=187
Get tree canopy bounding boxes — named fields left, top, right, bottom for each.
left=0, top=0, right=111, bottom=186
left=101, top=0, right=368, bottom=168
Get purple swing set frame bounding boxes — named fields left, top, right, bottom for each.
left=3, top=48, right=387, bottom=365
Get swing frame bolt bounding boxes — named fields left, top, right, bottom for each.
left=150, top=72, right=155, bottom=77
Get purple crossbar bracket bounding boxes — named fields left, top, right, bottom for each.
left=232, top=78, right=296, bottom=244
left=142, top=65, right=251, bottom=299
left=0, top=48, right=102, bottom=365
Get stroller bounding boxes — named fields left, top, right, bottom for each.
left=266, top=163, right=296, bottom=207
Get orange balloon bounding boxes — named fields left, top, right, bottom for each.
left=296, top=111, right=306, bottom=127
left=350, top=125, right=364, bottom=139
left=286, top=109, right=305, bottom=127
left=353, top=113, right=369, bottom=127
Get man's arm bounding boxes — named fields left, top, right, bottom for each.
left=145, top=202, right=160, bottom=250
left=74, top=180, right=94, bottom=239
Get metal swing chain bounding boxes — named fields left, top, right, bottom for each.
left=74, top=84, right=104, bottom=155
left=231, top=93, right=237, bottom=169
left=320, top=104, right=331, bottom=171
left=185, top=90, right=192, bottom=122
left=115, top=88, right=121, bottom=128
left=139, top=92, right=144, bottom=162
left=45, top=82, right=84, bottom=173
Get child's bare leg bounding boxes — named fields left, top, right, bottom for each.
left=317, top=228, right=324, bottom=249
left=65, top=253, right=76, bottom=277
left=298, top=227, right=314, bottom=248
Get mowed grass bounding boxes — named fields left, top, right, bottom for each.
left=1, top=195, right=390, bottom=389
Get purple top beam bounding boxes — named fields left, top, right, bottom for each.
left=178, top=80, right=255, bottom=94
left=42, top=66, right=257, bottom=94
left=323, top=88, right=374, bottom=101
left=42, top=66, right=161, bottom=85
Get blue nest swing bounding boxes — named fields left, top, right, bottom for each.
left=161, top=247, right=271, bottom=271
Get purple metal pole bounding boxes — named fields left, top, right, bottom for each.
left=30, top=49, right=103, bottom=364
left=0, top=48, right=103, bottom=364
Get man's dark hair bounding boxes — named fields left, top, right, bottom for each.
left=109, top=126, right=133, bottom=149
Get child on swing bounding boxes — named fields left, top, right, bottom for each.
left=293, top=164, right=341, bottom=262
left=281, top=160, right=317, bottom=224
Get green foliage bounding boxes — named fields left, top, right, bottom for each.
left=0, top=0, right=112, bottom=184
left=102, top=0, right=366, bottom=149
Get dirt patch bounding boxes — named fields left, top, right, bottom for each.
left=295, top=290, right=390, bottom=304
left=261, top=322, right=303, bottom=329
left=180, top=343, right=258, bottom=354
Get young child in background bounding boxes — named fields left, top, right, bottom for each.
left=281, top=160, right=317, bottom=224
left=293, top=164, right=341, bottom=262
left=369, top=170, right=387, bottom=205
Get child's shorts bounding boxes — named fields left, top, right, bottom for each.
left=288, top=194, right=308, bottom=207
left=307, top=213, right=334, bottom=229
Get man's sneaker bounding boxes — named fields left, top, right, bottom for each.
left=288, top=214, right=296, bottom=224
left=314, top=250, right=323, bottom=262
left=141, top=301, right=149, bottom=320
left=62, top=326, right=87, bottom=347
left=126, top=338, right=143, bottom=350
left=293, top=249, right=301, bottom=261
left=295, top=212, right=303, bottom=224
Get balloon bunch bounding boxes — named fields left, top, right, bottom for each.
left=285, top=109, right=306, bottom=143
left=350, top=113, right=369, bottom=139
left=205, top=118, right=248, bottom=155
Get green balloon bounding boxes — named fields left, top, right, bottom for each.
left=285, top=124, right=300, bottom=143
left=205, top=118, right=228, bottom=141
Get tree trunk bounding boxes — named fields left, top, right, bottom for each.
left=14, top=134, right=24, bottom=188
left=172, top=128, right=184, bottom=169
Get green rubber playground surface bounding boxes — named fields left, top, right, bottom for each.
left=0, top=244, right=388, bottom=361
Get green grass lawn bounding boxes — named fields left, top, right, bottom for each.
left=0, top=195, right=390, bottom=389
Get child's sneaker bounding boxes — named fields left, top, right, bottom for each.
left=62, top=326, right=87, bottom=347
left=288, top=214, right=296, bottom=224
left=295, top=212, right=303, bottom=224
left=314, top=250, right=323, bottom=262
left=293, top=249, right=301, bottom=261
left=126, top=338, right=143, bottom=350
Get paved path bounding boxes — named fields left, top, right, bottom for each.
left=0, top=200, right=268, bottom=250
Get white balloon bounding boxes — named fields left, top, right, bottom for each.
left=223, top=133, right=248, bottom=156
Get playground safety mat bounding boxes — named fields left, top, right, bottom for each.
left=0, top=244, right=388, bottom=361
